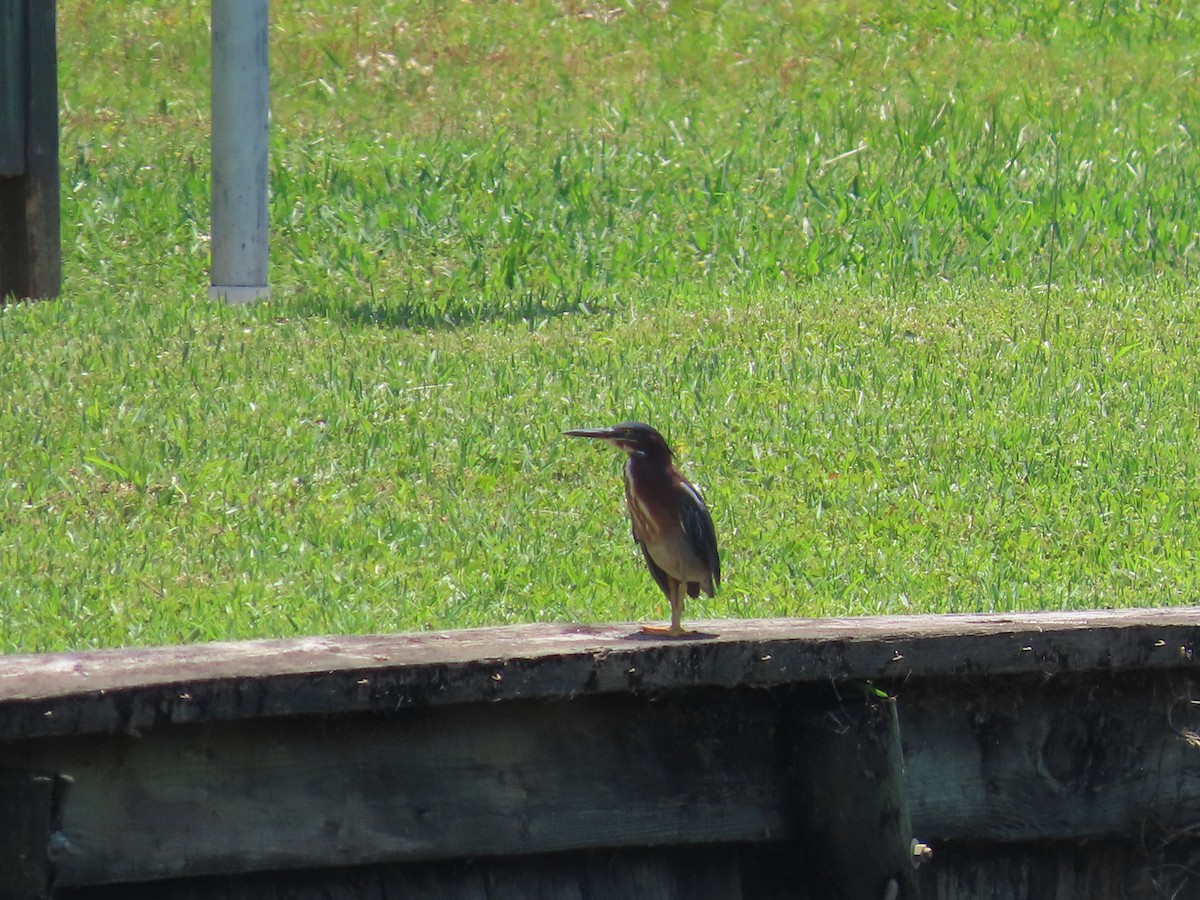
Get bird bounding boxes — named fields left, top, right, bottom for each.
left=563, top=422, right=720, bottom=636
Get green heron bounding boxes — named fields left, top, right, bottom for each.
left=564, top=422, right=720, bottom=636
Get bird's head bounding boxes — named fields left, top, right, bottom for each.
left=563, top=421, right=673, bottom=459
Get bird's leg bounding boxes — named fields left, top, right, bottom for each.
left=668, top=581, right=685, bottom=636
left=640, top=580, right=688, bottom=636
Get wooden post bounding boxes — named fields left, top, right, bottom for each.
left=788, top=686, right=921, bottom=900
left=0, top=0, right=60, bottom=301
left=0, top=769, right=70, bottom=900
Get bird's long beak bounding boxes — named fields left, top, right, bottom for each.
left=563, top=427, right=619, bottom=441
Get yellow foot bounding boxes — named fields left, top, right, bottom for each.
left=639, top=622, right=688, bottom=637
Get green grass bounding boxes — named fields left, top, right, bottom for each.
left=4, top=1, right=1200, bottom=651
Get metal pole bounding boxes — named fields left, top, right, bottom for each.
left=209, top=0, right=268, bottom=303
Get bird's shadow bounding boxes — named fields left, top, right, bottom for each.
left=623, top=628, right=720, bottom=642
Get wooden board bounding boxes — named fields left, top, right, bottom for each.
left=1, top=690, right=797, bottom=889
left=56, top=840, right=1200, bottom=900
left=0, top=770, right=56, bottom=897
left=63, top=847, right=796, bottom=900
left=917, top=838, right=1198, bottom=900
left=903, top=669, right=1200, bottom=843
left=2, top=609, right=1199, bottom=741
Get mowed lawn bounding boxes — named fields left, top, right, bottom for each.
left=3, top=2, right=1200, bottom=652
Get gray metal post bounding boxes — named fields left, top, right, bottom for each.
left=209, top=0, right=269, bottom=303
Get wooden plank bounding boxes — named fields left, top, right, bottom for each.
left=585, top=848, right=746, bottom=900
left=0, top=769, right=59, bottom=899
left=0, top=691, right=793, bottom=888
left=902, top=670, right=1200, bottom=843
left=55, top=840, right=1200, bottom=900
left=2, top=610, right=1199, bottom=741
left=479, top=863, right=585, bottom=900
left=379, top=863, right=487, bottom=900
left=65, top=848, right=787, bottom=900
left=916, top=839, right=1195, bottom=900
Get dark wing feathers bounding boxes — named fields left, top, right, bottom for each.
left=621, top=457, right=720, bottom=600
left=680, top=489, right=721, bottom=592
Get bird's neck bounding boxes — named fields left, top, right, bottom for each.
left=625, top=449, right=674, bottom=479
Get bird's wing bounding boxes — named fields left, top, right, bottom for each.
left=637, top=535, right=673, bottom=599
left=680, top=481, right=720, bottom=590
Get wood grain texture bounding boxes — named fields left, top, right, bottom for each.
left=0, top=769, right=55, bottom=897
left=903, top=670, right=1200, bottom=843
left=788, top=691, right=919, bottom=899
left=0, top=690, right=793, bottom=888
left=62, top=848, right=789, bottom=900
left=58, top=840, right=1200, bottom=900
left=915, top=839, right=1200, bottom=900
left=2, top=609, right=1199, bottom=740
